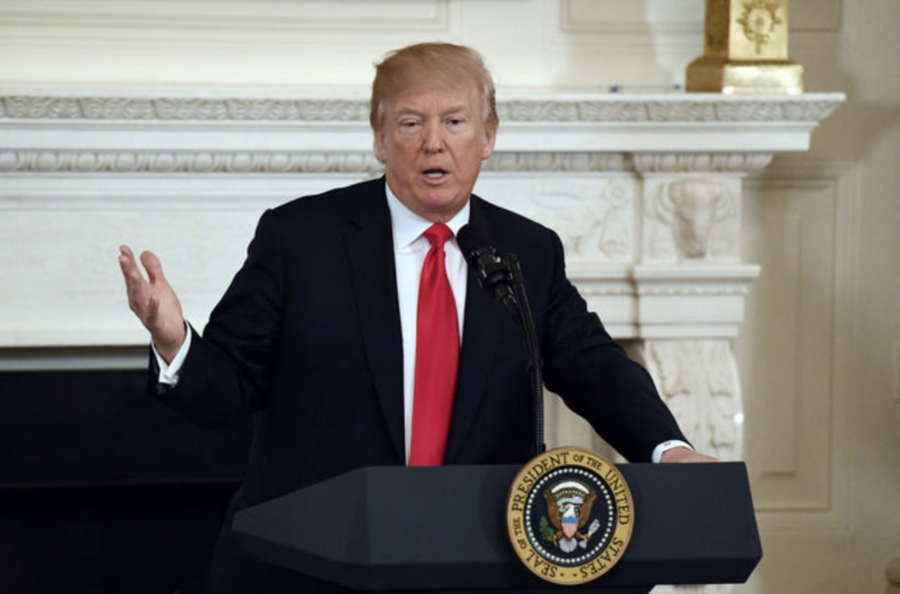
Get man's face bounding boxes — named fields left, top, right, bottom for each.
left=375, top=82, right=496, bottom=223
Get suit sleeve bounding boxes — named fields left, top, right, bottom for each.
left=151, top=209, right=284, bottom=427
left=539, top=230, right=688, bottom=462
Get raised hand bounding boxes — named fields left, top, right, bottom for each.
left=119, top=245, right=187, bottom=363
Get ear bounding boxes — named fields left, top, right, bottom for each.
left=374, top=128, right=388, bottom=163
left=481, top=125, right=497, bottom=161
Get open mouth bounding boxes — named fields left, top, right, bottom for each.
left=422, top=168, right=449, bottom=179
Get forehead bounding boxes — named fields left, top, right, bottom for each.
left=385, top=82, right=481, bottom=115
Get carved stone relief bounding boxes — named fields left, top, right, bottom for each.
left=643, top=177, right=741, bottom=262
left=509, top=178, right=636, bottom=263
left=630, top=340, right=743, bottom=462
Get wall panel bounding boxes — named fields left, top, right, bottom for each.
left=738, top=158, right=859, bottom=536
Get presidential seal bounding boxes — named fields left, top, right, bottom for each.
left=506, top=447, right=634, bottom=585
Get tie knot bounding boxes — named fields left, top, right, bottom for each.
left=423, top=223, right=454, bottom=249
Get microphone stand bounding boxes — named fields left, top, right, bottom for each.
left=505, top=254, right=546, bottom=456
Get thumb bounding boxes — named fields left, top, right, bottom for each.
left=140, top=250, right=168, bottom=286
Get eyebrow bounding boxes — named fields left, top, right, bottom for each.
left=394, top=104, right=470, bottom=118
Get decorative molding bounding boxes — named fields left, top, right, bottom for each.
left=0, top=94, right=844, bottom=124
left=0, top=150, right=633, bottom=175
left=0, top=96, right=372, bottom=122
left=499, top=96, right=842, bottom=123
left=634, top=265, right=759, bottom=296
left=0, top=150, right=384, bottom=175
left=0, top=93, right=846, bottom=156
left=0, top=150, right=781, bottom=176
left=632, top=152, right=774, bottom=173
left=0, top=150, right=778, bottom=176
left=636, top=284, right=751, bottom=297
left=482, top=152, right=627, bottom=173
left=630, top=264, right=760, bottom=339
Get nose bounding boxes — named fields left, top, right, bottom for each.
left=422, top=121, right=444, bottom=154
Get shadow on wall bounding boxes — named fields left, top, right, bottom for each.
left=794, top=9, right=900, bottom=161
left=553, top=1, right=700, bottom=92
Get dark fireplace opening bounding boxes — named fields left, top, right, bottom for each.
left=0, top=367, right=255, bottom=593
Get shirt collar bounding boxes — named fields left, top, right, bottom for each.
left=385, top=180, right=471, bottom=251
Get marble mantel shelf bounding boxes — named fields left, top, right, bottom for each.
left=0, top=92, right=845, bottom=157
left=0, top=92, right=844, bottom=355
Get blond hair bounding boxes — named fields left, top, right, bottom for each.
left=370, top=42, right=498, bottom=131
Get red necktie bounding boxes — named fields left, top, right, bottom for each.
left=409, top=223, right=459, bottom=466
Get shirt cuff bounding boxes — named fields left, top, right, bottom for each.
left=152, top=323, right=192, bottom=386
left=651, top=439, right=694, bottom=463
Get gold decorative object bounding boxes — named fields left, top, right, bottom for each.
left=686, top=0, right=803, bottom=94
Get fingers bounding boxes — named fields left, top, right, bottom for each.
left=119, top=245, right=157, bottom=323
left=119, top=245, right=148, bottom=301
left=118, top=244, right=139, bottom=279
left=119, top=245, right=185, bottom=353
left=140, top=250, right=167, bottom=287
left=659, top=447, right=719, bottom=464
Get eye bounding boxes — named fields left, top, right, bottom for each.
left=398, top=118, right=422, bottom=132
left=446, top=116, right=467, bottom=130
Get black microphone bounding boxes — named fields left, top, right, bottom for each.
left=456, top=223, right=520, bottom=321
left=457, top=219, right=546, bottom=455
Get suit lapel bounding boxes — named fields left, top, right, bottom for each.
left=344, top=190, right=509, bottom=464
left=445, top=198, right=506, bottom=463
left=345, top=182, right=405, bottom=462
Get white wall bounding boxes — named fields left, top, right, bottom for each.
left=2, top=1, right=898, bottom=592
left=737, top=1, right=900, bottom=592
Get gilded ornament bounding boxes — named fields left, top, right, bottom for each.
left=706, top=0, right=730, bottom=55
left=737, top=0, right=784, bottom=54
left=686, top=0, right=803, bottom=94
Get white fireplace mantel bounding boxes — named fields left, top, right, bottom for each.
left=0, top=91, right=844, bottom=350
left=0, top=91, right=844, bottom=461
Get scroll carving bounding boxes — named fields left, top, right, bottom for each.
left=640, top=340, right=743, bottom=462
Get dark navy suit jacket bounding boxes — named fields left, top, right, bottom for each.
left=152, top=177, right=686, bottom=593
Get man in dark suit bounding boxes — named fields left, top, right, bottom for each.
left=119, top=42, right=713, bottom=593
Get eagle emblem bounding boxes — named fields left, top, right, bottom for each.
left=542, top=480, right=602, bottom=553
left=507, top=447, right=634, bottom=585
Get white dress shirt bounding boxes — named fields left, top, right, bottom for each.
left=384, top=182, right=469, bottom=463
